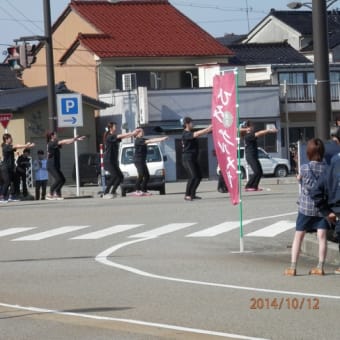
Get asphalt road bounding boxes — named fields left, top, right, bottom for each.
left=1, top=180, right=340, bottom=340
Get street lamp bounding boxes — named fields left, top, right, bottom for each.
left=287, top=0, right=338, bottom=140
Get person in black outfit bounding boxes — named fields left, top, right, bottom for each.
left=103, top=122, right=140, bottom=199
left=15, top=148, right=31, bottom=197
left=242, top=121, right=277, bottom=191
left=0, top=133, right=35, bottom=203
left=46, top=132, right=85, bottom=200
left=133, top=128, right=168, bottom=196
left=182, top=117, right=212, bottom=201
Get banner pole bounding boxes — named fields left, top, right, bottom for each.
left=235, top=68, right=244, bottom=253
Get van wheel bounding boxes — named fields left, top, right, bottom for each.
left=159, top=185, right=166, bottom=195
left=121, top=188, right=127, bottom=197
left=275, top=165, right=288, bottom=178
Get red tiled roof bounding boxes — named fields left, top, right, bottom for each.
left=69, top=0, right=232, bottom=58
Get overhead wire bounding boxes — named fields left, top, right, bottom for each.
left=3, top=0, right=117, bottom=87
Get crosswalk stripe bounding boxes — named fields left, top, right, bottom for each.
left=13, top=226, right=90, bottom=241
left=186, top=221, right=252, bottom=237
left=245, top=221, right=296, bottom=238
left=0, top=227, right=37, bottom=238
left=129, top=223, right=196, bottom=238
left=71, top=224, right=143, bottom=240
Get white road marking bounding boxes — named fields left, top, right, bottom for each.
left=0, top=227, right=36, bottom=237
left=71, top=224, right=143, bottom=240
left=186, top=212, right=297, bottom=237
left=246, top=221, right=296, bottom=237
left=129, top=223, right=196, bottom=238
left=0, top=302, right=269, bottom=340
left=96, top=213, right=340, bottom=301
left=187, top=221, right=252, bottom=237
left=13, top=226, right=90, bottom=241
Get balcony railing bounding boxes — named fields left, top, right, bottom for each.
left=280, top=83, right=340, bottom=102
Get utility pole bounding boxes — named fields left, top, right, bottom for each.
left=312, top=0, right=332, bottom=140
left=43, top=0, right=57, bottom=132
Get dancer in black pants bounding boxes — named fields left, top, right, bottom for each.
left=133, top=128, right=168, bottom=196
left=242, top=120, right=277, bottom=191
left=182, top=117, right=212, bottom=201
left=0, top=133, right=35, bottom=203
left=46, top=132, right=85, bottom=200
left=102, top=122, right=140, bottom=199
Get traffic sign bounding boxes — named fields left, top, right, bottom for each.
left=0, top=113, right=13, bottom=130
left=57, top=93, right=83, bottom=128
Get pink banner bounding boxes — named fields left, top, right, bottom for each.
left=211, top=72, right=239, bottom=205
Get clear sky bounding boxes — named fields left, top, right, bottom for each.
left=0, top=0, right=327, bottom=56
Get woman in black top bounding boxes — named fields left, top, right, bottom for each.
left=133, top=128, right=168, bottom=196
left=182, top=117, right=212, bottom=201
left=242, top=121, right=277, bottom=191
left=103, top=122, right=140, bottom=199
left=46, top=132, right=85, bottom=200
left=1, top=133, right=35, bottom=203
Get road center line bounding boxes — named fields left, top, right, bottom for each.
left=0, top=302, right=268, bottom=340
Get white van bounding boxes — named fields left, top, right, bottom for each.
left=119, top=143, right=166, bottom=196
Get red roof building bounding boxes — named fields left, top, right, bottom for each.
left=66, top=0, right=231, bottom=58
left=23, top=0, right=233, bottom=96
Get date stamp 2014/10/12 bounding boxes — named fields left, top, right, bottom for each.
left=250, top=297, right=320, bottom=310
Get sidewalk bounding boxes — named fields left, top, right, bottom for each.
left=60, top=176, right=297, bottom=198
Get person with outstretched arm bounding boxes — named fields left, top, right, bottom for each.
left=182, top=117, right=212, bottom=201
left=46, top=131, right=85, bottom=200
left=241, top=121, right=277, bottom=191
left=103, top=122, right=140, bottom=199
left=133, top=128, right=168, bottom=196
left=0, top=133, right=35, bottom=203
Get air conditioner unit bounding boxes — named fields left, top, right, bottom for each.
left=122, top=73, right=137, bottom=91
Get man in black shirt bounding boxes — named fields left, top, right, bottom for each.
left=1, top=133, right=34, bottom=202
left=15, top=148, right=31, bottom=197
left=242, top=121, right=277, bottom=191
left=182, top=117, right=212, bottom=201
left=46, top=132, right=85, bottom=200
left=133, top=129, right=168, bottom=196
left=103, top=122, right=141, bottom=199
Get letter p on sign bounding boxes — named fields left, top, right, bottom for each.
left=61, top=97, right=78, bottom=115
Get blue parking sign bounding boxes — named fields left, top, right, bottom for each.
left=61, top=97, right=78, bottom=115
left=57, top=93, right=83, bottom=128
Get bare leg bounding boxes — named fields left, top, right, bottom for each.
left=317, top=229, right=327, bottom=264
left=291, top=231, right=306, bottom=264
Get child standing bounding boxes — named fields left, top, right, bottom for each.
left=285, top=138, right=329, bottom=276
left=33, top=150, right=48, bottom=200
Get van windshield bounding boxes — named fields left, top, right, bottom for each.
left=121, top=145, right=162, bottom=164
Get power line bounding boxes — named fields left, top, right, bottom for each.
left=171, top=0, right=266, bottom=14
left=0, top=5, right=36, bottom=35
left=2, top=0, right=117, bottom=86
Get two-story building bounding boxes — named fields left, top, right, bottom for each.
left=22, top=0, right=232, bottom=98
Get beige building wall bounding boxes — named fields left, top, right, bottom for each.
left=22, top=10, right=99, bottom=98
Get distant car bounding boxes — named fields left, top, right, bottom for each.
left=119, top=143, right=166, bottom=197
left=239, top=147, right=290, bottom=179
left=72, top=153, right=101, bottom=186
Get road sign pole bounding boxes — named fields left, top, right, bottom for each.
left=74, top=127, right=80, bottom=197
